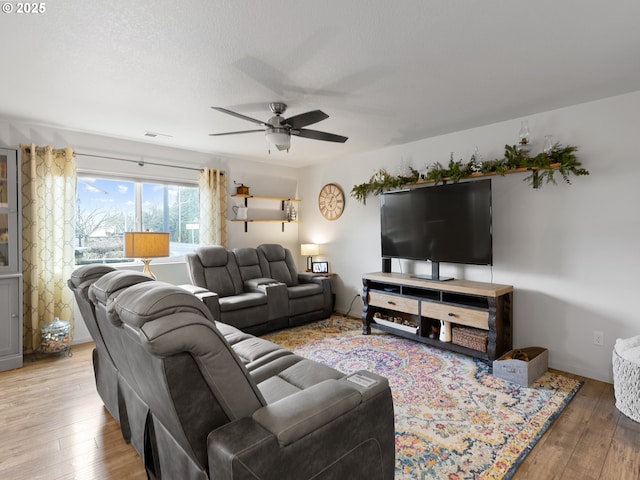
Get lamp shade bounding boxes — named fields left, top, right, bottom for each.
left=300, top=244, right=319, bottom=256
left=124, top=232, right=170, bottom=259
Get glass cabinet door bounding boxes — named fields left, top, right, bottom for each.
left=0, top=150, right=18, bottom=274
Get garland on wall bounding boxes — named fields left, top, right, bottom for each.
left=351, top=143, right=589, bottom=204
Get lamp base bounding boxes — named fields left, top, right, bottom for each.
left=306, top=256, right=313, bottom=272
left=141, top=258, right=156, bottom=279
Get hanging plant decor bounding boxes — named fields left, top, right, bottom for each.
left=351, top=143, right=588, bottom=203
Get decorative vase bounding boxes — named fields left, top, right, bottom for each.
left=518, top=120, right=531, bottom=152
left=285, top=201, right=297, bottom=221
left=232, top=205, right=248, bottom=220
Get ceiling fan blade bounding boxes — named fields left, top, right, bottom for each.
left=293, top=129, right=348, bottom=143
left=209, top=129, right=265, bottom=137
left=283, top=110, right=329, bottom=129
left=211, top=107, right=267, bottom=127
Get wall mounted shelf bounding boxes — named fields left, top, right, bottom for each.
left=408, top=163, right=562, bottom=187
left=230, top=194, right=300, bottom=232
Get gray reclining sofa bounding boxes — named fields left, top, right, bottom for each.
left=69, top=266, right=395, bottom=480
left=185, top=244, right=332, bottom=334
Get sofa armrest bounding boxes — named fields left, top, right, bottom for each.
left=207, top=373, right=396, bottom=480
left=252, top=379, right=362, bottom=446
left=297, top=273, right=331, bottom=291
left=297, top=272, right=324, bottom=283
left=178, top=284, right=221, bottom=320
left=296, top=274, right=333, bottom=315
left=243, top=277, right=279, bottom=292
left=243, top=279, right=288, bottom=321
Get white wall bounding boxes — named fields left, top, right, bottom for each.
left=0, top=119, right=303, bottom=344
left=298, top=91, right=640, bottom=383
left=5, top=91, right=638, bottom=382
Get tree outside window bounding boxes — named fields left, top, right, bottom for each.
left=75, top=176, right=199, bottom=264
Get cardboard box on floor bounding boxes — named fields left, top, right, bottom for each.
left=493, top=346, right=548, bottom=387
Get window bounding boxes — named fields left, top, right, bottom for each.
left=75, top=175, right=199, bottom=265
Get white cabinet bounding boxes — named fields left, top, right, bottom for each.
left=0, top=148, right=22, bottom=371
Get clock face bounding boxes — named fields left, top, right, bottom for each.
left=318, top=183, right=345, bottom=220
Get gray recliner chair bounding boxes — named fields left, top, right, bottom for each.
left=257, top=243, right=333, bottom=326
left=107, top=280, right=395, bottom=480
left=88, top=269, right=155, bottom=461
left=185, top=246, right=287, bottom=335
left=67, top=264, right=119, bottom=422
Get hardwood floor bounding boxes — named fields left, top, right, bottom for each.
left=0, top=343, right=638, bottom=480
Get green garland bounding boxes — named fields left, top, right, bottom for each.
left=351, top=143, right=588, bottom=204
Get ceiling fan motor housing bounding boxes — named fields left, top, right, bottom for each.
left=268, top=102, right=287, bottom=115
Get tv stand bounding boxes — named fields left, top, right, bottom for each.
left=413, top=260, right=452, bottom=281
left=362, top=272, right=513, bottom=362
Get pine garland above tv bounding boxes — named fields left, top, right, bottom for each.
left=351, top=143, right=588, bottom=204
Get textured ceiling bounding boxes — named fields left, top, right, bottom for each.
left=1, top=0, right=639, bottom=167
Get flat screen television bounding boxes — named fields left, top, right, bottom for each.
left=380, top=179, right=492, bottom=281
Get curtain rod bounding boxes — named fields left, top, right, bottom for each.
left=75, top=152, right=211, bottom=173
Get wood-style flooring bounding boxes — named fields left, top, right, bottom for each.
left=0, top=343, right=638, bottom=479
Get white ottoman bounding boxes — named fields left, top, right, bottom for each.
left=612, top=335, right=640, bottom=423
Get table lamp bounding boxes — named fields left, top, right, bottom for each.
left=300, top=243, right=319, bottom=272
left=124, top=231, right=170, bottom=279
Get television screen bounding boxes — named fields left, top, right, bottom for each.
left=380, top=179, right=492, bottom=265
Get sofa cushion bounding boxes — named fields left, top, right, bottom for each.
left=68, top=264, right=116, bottom=289
left=110, top=281, right=214, bottom=327
left=203, top=267, right=241, bottom=298
left=189, top=246, right=244, bottom=297
left=133, top=313, right=267, bottom=420
left=219, top=292, right=267, bottom=312
left=257, top=358, right=345, bottom=403
left=233, top=247, right=264, bottom=282
left=257, top=244, right=299, bottom=286
left=88, top=270, right=154, bottom=309
left=196, top=245, right=229, bottom=267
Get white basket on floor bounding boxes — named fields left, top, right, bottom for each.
left=612, top=335, right=640, bottom=423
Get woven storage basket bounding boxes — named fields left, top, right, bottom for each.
left=452, top=326, right=488, bottom=352
left=612, top=342, right=640, bottom=423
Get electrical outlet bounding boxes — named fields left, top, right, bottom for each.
left=593, top=330, right=604, bottom=346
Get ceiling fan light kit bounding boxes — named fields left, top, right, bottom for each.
left=265, top=129, right=291, bottom=152
left=210, top=102, right=347, bottom=154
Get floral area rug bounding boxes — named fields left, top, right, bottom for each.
left=262, top=316, right=582, bottom=480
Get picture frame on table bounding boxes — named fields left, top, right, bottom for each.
left=312, top=261, right=329, bottom=274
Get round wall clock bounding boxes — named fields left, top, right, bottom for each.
left=318, top=183, right=345, bottom=220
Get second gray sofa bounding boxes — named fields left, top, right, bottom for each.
left=185, top=243, right=332, bottom=334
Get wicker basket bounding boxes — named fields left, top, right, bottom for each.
left=452, top=326, right=488, bottom=352
left=612, top=341, right=640, bottom=423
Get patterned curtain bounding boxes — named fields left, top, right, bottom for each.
left=198, top=168, right=227, bottom=246
left=20, top=145, right=76, bottom=353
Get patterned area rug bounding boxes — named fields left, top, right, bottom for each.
left=262, top=316, right=582, bottom=480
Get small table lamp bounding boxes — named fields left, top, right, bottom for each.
left=124, top=231, right=170, bottom=279
left=300, top=243, right=319, bottom=272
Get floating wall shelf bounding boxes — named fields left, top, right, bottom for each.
left=230, top=194, right=300, bottom=232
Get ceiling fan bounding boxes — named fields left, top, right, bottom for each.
left=210, top=102, right=348, bottom=153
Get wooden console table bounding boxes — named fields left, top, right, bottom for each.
left=362, top=272, right=513, bottom=362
